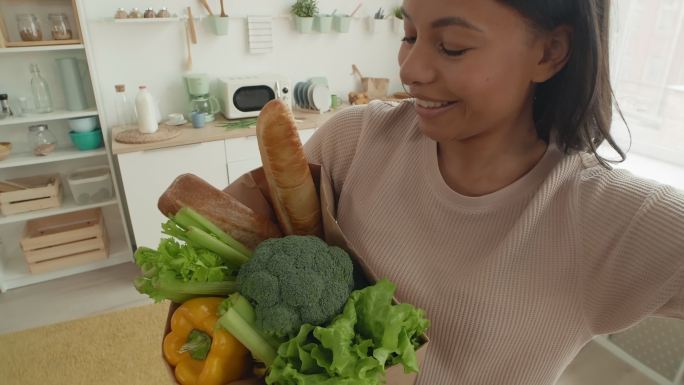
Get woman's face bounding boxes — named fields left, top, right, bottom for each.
left=398, top=0, right=548, bottom=143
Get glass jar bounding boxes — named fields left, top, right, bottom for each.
left=114, top=8, right=128, bottom=19
left=48, top=13, right=72, bottom=40
left=27, top=124, right=57, bottom=156
left=156, top=8, right=171, bottom=18
left=17, top=14, right=42, bottom=41
left=128, top=8, right=143, bottom=19
left=143, top=8, right=156, bottom=18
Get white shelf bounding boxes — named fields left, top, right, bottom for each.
left=0, top=147, right=106, bottom=169
left=0, top=44, right=85, bottom=54
left=0, top=240, right=132, bottom=292
left=0, top=109, right=99, bottom=127
left=0, top=198, right=118, bottom=225
left=108, top=17, right=182, bottom=23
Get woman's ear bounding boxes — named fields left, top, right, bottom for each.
left=532, top=25, right=573, bottom=83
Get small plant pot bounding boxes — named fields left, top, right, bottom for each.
left=333, top=15, right=351, bottom=33
left=315, top=15, right=333, bottom=33
left=368, top=17, right=386, bottom=33
left=393, top=17, right=404, bottom=33
left=294, top=16, right=315, bottom=33
left=208, top=15, right=229, bottom=36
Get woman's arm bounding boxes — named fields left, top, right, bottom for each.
left=579, top=167, right=684, bottom=335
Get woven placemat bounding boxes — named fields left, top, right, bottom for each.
left=115, top=126, right=182, bottom=144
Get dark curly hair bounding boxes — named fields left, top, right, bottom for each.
left=499, top=0, right=628, bottom=166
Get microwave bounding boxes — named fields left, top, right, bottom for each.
left=219, top=75, right=292, bottom=119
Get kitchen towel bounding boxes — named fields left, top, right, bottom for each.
left=247, top=16, right=273, bottom=54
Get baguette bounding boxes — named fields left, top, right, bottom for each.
left=158, top=173, right=282, bottom=250
left=256, top=99, right=322, bottom=236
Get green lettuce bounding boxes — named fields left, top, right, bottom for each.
left=133, top=238, right=238, bottom=303
left=266, top=279, right=429, bottom=385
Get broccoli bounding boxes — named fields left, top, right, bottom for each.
left=236, top=235, right=355, bottom=338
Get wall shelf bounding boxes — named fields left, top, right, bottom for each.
left=0, top=239, right=131, bottom=292
left=0, top=44, right=84, bottom=54
left=4, top=39, right=82, bottom=47
left=107, top=17, right=182, bottom=24
left=0, top=197, right=117, bottom=225
left=0, top=109, right=99, bottom=127
left=0, top=147, right=106, bottom=169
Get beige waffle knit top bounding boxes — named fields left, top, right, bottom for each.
left=303, top=100, right=684, bottom=385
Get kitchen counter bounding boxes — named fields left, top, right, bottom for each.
left=111, top=107, right=345, bottom=155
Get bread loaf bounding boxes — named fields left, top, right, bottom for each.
left=158, top=173, right=282, bottom=250
left=256, top=99, right=322, bottom=236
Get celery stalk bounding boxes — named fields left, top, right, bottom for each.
left=178, top=207, right=252, bottom=258
left=227, top=293, right=283, bottom=350
left=218, top=304, right=277, bottom=366
left=186, top=226, right=249, bottom=267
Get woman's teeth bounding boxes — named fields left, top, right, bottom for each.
left=415, top=98, right=455, bottom=109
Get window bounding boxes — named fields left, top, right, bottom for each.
left=610, top=0, right=684, bottom=167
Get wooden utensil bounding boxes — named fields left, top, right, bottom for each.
left=0, top=16, right=7, bottom=48
left=198, top=0, right=214, bottom=15
left=187, top=7, right=198, bottom=44
left=185, top=20, right=193, bottom=70
left=220, top=0, right=227, bottom=17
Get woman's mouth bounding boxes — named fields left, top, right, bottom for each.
left=413, top=98, right=458, bottom=118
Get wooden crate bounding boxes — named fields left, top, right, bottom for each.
left=20, top=208, right=109, bottom=274
left=0, top=174, right=62, bottom=215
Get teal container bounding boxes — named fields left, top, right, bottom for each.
left=69, top=128, right=103, bottom=151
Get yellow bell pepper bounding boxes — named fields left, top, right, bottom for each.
left=163, top=297, right=250, bottom=385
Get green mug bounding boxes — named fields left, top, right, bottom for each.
left=331, top=94, right=341, bottom=109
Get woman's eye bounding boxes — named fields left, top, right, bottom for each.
left=439, top=43, right=469, bottom=57
left=401, top=36, right=417, bottom=44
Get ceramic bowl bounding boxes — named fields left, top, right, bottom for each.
left=0, top=142, right=12, bottom=161
left=69, top=129, right=103, bottom=151
left=68, top=116, right=100, bottom=133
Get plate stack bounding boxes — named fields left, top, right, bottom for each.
left=293, top=78, right=332, bottom=113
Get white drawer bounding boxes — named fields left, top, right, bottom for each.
left=225, top=135, right=259, bottom=163
left=225, top=128, right=316, bottom=164
left=299, top=128, right=316, bottom=144
left=228, top=158, right=263, bottom=184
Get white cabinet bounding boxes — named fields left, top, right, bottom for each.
left=224, top=128, right=317, bottom=183
left=117, top=141, right=228, bottom=249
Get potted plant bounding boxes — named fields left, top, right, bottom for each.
left=291, top=0, right=318, bottom=33
left=392, top=6, right=403, bottom=33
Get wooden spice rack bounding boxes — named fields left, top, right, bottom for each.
left=20, top=208, right=109, bottom=274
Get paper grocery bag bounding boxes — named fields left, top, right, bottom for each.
left=162, top=164, right=428, bottom=385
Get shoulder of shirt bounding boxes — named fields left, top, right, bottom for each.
left=572, top=151, right=674, bottom=202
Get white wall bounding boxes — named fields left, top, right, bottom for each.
left=79, top=0, right=405, bottom=129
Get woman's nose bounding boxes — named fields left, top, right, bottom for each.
left=398, top=41, right=437, bottom=87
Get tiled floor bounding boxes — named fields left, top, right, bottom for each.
left=0, top=262, right=663, bottom=384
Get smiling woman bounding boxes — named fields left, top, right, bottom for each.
left=303, top=0, right=684, bottom=385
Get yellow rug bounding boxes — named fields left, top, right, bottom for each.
left=0, top=302, right=174, bottom=385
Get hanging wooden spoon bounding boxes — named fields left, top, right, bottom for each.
left=198, top=0, right=214, bottom=15
left=220, top=0, right=227, bottom=17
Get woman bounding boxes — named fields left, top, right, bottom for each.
left=304, top=0, right=684, bottom=384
